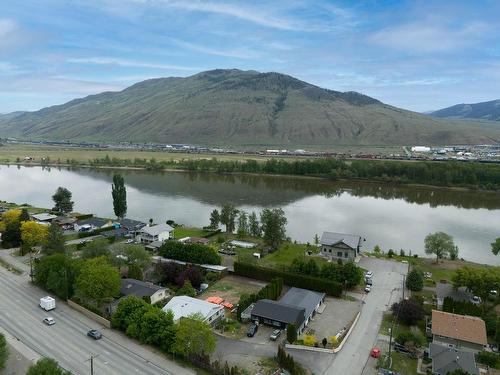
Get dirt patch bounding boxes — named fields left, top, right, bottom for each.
left=199, top=275, right=266, bottom=306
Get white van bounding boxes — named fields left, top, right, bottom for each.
left=40, top=296, right=56, bottom=311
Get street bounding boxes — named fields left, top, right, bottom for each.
left=0, top=262, right=194, bottom=375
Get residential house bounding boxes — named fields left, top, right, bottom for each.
left=53, top=216, right=77, bottom=229
left=279, top=287, right=325, bottom=327
left=430, top=310, right=487, bottom=352
left=32, top=213, right=57, bottom=224
left=74, top=217, right=113, bottom=232
left=429, top=343, right=479, bottom=375
left=137, top=223, right=173, bottom=244
left=250, top=299, right=306, bottom=333
left=320, top=231, right=363, bottom=261
left=162, top=296, right=224, bottom=325
left=435, top=282, right=471, bottom=310
left=118, top=218, right=147, bottom=236
left=120, top=278, right=168, bottom=305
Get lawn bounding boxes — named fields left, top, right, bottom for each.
left=258, top=242, right=325, bottom=269
left=390, top=352, right=418, bottom=375
left=412, top=257, right=486, bottom=283
left=379, top=313, right=413, bottom=337
left=172, top=227, right=211, bottom=239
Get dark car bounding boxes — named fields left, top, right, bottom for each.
left=247, top=323, right=258, bottom=337
left=87, top=329, right=102, bottom=340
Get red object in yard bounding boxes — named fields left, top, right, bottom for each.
left=206, top=296, right=224, bottom=305
left=371, top=348, right=381, bottom=358
left=222, top=302, right=233, bottom=309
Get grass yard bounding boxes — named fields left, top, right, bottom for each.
left=172, top=227, right=211, bottom=239
left=379, top=313, right=413, bottom=337
left=199, top=275, right=265, bottom=306
left=258, top=242, right=325, bottom=269
left=390, top=353, right=418, bottom=375
left=413, top=257, right=486, bottom=283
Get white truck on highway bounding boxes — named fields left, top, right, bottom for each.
left=39, top=296, right=56, bottom=311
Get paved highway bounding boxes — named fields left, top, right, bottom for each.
left=0, top=263, right=194, bottom=375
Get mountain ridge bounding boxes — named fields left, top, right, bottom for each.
left=431, top=99, right=500, bottom=121
left=1, top=69, right=499, bottom=146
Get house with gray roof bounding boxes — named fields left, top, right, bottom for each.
left=435, top=282, right=471, bottom=310
left=429, top=343, right=479, bottom=375
left=120, top=278, right=169, bottom=304
left=279, top=287, right=325, bottom=327
left=320, top=231, right=363, bottom=261
left=251, top=299, right=306, bottom=333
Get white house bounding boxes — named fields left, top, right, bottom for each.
left=162, top=296, right=224, bottom=325
left=137, top=223, right=173, bottom=244
left=32, top=213, right=57, bottom=224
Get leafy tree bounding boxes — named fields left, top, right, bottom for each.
left=1, top=209, right=22, bottom=247
left=406, top=269, right=424, bottom=291
left=27, top=358, right=71, bottom=375
left=52, top=187, right=74, bottom=213
left=175, top=280, right=196, bottom=297
left=81, top=238, right=110, bottom=259
left=43, top=222, right=66, bottom=254
left=20, top=221, right=48, bottom=254
left=476, top=351, right=500, bottom=368
left=127, top=263, right=143, bottom=280
left=173, top=314, right=216, bottom=356
left=492, top=238, right=500, bottom=256
left=139, top=308, right=177, bottom=352
left=0, top=333, right=7, bottom=370
left=209, top=209, right=220, bottom=230
left=111, top=174, right=127, bottom=219
left=425, top=232, right=456, bottom=262
left=314, top=234, right=320, bottom=246
left=452, top=266, right=500, bottom=300
left=75, top=256, right=120, bottom=307
left=391, top=298, right=425, bottom=325
left=341, top=261, right=363, bottom=288
left=20, top=208, right=30, bottom=222
left=237, top=211, right=248, bottom=238
left=448, top=245, right=459, bottom=260
left=260, top=208, right=287, bottom=250
left=159, top=241, right=221, bottom=265
left=373, top=245, right=382, bottom=254
left=110, top=243, right=151, bottom=270
left=34, top=254, right=82, bottom=300
left=248, top=211, right=260, bottom=237
left=287, top=323, right=297, bottom=344
left=176, top=266, right=203, bottom=289
left=112, top=296, right=147, bottom=331
left=220, top=204, right=238, bottom=233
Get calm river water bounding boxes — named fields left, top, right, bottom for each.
left=1, top=165, right=499, bottom=265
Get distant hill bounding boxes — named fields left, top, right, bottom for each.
left=1, top=69, right=499, bottom=146
left=431, top=99, right=500, bottom=121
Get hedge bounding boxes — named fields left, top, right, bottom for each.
left=77, top=225, right=116, bottom=238
left=234, top=261, right=342, bottom=297
left=159, top=241, right=221, bottom=265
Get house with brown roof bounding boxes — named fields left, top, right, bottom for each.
left=430, top=310, right=487, bottom=352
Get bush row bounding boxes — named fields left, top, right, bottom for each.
left=159, top=241, right=221, bottom=265
left=237, top=278, right=283, bottom=320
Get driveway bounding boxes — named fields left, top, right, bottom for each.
left=323, top=257, right=408, bottom=375
left=0, top=265, right=194, bottom=375
left=65, top=235, right=103, bottom=245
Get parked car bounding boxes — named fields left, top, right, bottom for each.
left=43, top=317, right=55, bottom=326
left=246, top=323, right=258, bottom=337
left=366, top=278, right=373, bottom=286
left=87, top=329, right=102, bottom=340
left=270, top=329, right=281, bottom=341
left=365, top=271, right=373, bottom=278
left=470, top=296, right=482, bottom=305
left=125, top=239, right=134, bottom=244
left=424, top=272, right=432, bottom=279
left=365, top=285, right=371, bottom=293
left=490, top=290, right=498, bottom=297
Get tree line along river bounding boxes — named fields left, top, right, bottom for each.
left=0, top=165, right=499, bottom=265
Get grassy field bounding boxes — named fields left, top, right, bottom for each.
left=258, top=243, right=325, bottom=269
left=390, top=353, right=418, bottom=375
left=172, top=227, right=211, bottom=239
left=0, top=201, right=48, bottom=214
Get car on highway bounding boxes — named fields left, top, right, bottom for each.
left=246, top=323, right=258, bottom=337
left=270, top=329, right=281, bottom=341
left=364, top=285, right=371, bottom=293
left=87, top=329, right=103, bottom=340
left=43, top=317, right=55, bottom=325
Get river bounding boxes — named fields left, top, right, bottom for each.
left=1, top=165, right=499, bottom=265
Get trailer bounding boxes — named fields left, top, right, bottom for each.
left=39, top=296, right=56, bottom=311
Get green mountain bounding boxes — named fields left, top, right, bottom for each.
left=431, top=99, right=500, bottom=121
left=1, top=69, right=499, bottom=146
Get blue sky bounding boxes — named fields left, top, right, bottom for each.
left=0, top=0, right=499, bottom=113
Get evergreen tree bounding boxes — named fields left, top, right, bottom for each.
left=406, top=269, right=424, bottom=291
left=260, top=208, right=287, bottom=250
left=248, top=211, right=261, bottom=237
left=43, top=222, right=66, bottom=254
left=20, top=208, right=30, bottom=222
left=111, top=174, right=127, bottom=219
left=286, top=323, right=297, bottom=344
left=237, top=211, right=248, bottom=238
left=52, top=187, right=74, bottom=213
left=220, top=203, right=238, bottom=233
left=209, top=209, right=220, bottom=230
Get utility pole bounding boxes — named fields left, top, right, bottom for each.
left=85, top=354, right=99, bottom=375
left=29, top=252, right=34, bottom=282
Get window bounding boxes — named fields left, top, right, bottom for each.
left=337, top=251, right=342, bottom=257
left=345, top=252, right=349, bottom=258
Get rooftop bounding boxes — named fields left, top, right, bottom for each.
left=280, top=287, right=325, bottom=320
left=251, top=299, right=305, bottom=327
left=120, top=279, right=166, bottom=298
left=141, top=223, right=174, bottom=236
left=163, top=296, right=223, bottom=321
left=32, top=213, right=57, bottom=221
left=431, top=310, right=487, bottom=346
left=429, top=343, right=479, bottom=375
left=435, top=282, right=471, bottom=301
left=320, top=231, right=362, bottom=249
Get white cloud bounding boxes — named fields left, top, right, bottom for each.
left=370, top=21, right=490, bottom=53
left=169, top=38, right=261, bottom=59
left=66, top=57, right=202, bottom=71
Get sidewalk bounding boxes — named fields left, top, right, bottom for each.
left=0, top=248, right=30, bottom=274
left=0, top=326, right=41, bottom=375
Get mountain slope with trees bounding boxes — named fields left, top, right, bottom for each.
left=1, top=69, right=499, bottom=146
left=430, top=99, right=500, bottom=121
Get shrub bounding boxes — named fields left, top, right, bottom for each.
left=476, top=351, right=500, bottom=368
left=406, top=269, right=424, bottom=291
left=303, top=335, right=316, bottom=346
left=159, top=241, right=221, bottom=265
left=287, top=324, right=297, bottom=344
left=387, top=249, right=395, bottom=258
left=395, top=331, right=425, bottom=347
left=0, top=333, right=7, bottom=370
left=391, top=298, right=425, bottom=325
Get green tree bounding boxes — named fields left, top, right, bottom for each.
left=27, top=358, right=71, bottom=375
left=175, top=280, right=196, bottom=297
left=20, top=208, right=30, bottom=222
left=0, top=333, right=7, bottom=370
left=220, top=204, right=238, bottom=233
left=209, top=209, right=220, bottom=230
left=20, top=221, right=48, bottom=255
left=52, top=187, right=74, bottom=213
left=110, top=243, right=151, bottom=270
left=173, top=314, right=216, bottom=356
left=43, top=222, right=66, bottom=254
left=452, top=266, right=500, bottom=300
left=314, top=234, right=320, bottom=246
left=260, top=208, right=287, bottom=250
left=287, top=323, right=297, bottom=344
left=248, top=211, right=261, bottom=237
left=237, top=211, right=248, bottom=238
left=112, top=296, right=148, bottom=331
left=448, top=245, right=459, bottom=260
left=406, top=269, right=424, bottom=291
left=424, top=232, right=456, bottom=262
left=391, top=298, right=425, bottom=325
left=75, top=256, right=120, bottom=307
left=139, top=308, right=177, bottom=352
left=81, top=238, right=110, bottom=259
left=127, top=263, right=143, bottom=280
left=492, top=238, right=500, bottom=256
left=34, top=254, right=82, bottom=300
left=112, top=174, right=127, bottom=219
left=341, top=262, right=363, bottom=288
